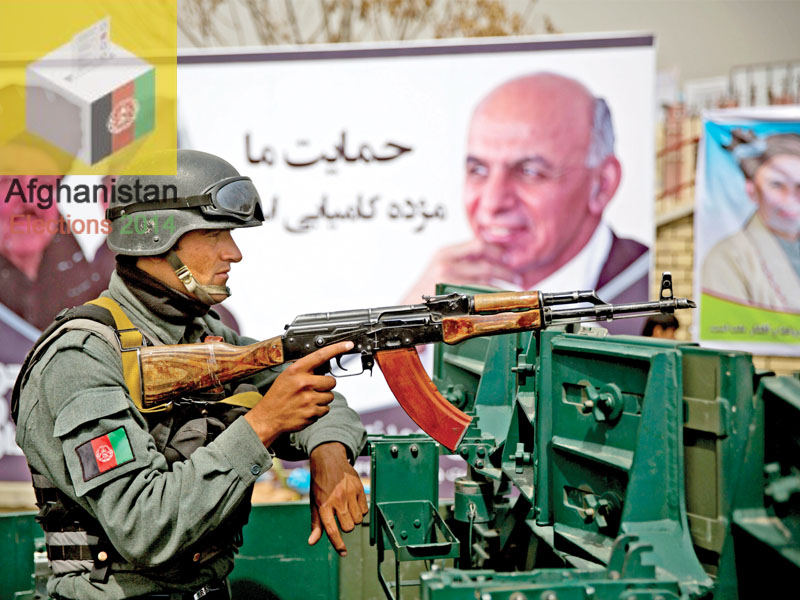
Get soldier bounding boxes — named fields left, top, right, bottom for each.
left=13, top=150, right=368, bottom=599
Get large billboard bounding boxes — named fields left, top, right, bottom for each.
left=1, top=34, right=655, bottom=489
left=178, top=35, right=656, bottom=491
left=177, top=34, right=656, bottom=413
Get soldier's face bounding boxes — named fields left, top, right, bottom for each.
left=174, top=228, right=243, bottom=301
left=749, top=154, right=800, bottom=240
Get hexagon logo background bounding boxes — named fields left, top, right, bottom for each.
left=0, top=0, right=176, bottom=175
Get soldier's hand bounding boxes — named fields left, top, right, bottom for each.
left=245, top=341, right=354, bottom=447
left=307, top=442, right=368, bottom=557
left=400, top=239, right=516, bottom=305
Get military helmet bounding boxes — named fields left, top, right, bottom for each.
left=106, top=149, right=263, bottom=256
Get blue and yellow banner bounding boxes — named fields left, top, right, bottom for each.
left=695, top=107, right=800, bottom=355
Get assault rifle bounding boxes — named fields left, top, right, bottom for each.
left=140, top=273, right=694, bottom=450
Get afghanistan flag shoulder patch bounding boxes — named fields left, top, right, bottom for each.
left=76, top=427, right=135, bottom=481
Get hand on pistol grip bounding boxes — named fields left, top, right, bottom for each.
left=245, top=341, right=354, bottom=446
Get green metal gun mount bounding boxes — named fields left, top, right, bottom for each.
left=364, top=282, right=800, bottom=600
left=369, top=436, right=460, bottom=599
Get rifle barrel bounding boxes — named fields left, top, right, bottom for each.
left=546, top=298, right=695, bottom=325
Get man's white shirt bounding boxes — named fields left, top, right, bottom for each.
left=491, top=222, right=613, bottom=292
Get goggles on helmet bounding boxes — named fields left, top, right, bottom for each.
left=107, top=176, right=263, bottom=222
left=196, top=176, right=262, bottom=220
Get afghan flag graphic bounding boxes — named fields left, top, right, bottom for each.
left=76, top=426, right=135, bottom=481
left=90, top=68, right=155, bottom=164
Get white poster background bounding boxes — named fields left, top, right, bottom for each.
left=178, top=35, right=655, bottom=413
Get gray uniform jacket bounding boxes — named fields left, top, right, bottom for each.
left=15, top=271, right=367, bottom=599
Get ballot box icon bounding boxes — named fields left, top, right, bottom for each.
left=25, top=18, right=155, bottom=166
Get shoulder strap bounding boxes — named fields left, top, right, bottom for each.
left=85, top=297, right=143, bottom=351
left=83, top=297, right=171, bottom=414
left=11, top=305, right=118, bottom=423
left=12, top=298, right=170, bottom=422
left=85, top=298, right=142, bottom=414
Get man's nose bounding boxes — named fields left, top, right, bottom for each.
left=476, top=170, right=517, bottom=216
left=220, top=231, right=243, bottom=263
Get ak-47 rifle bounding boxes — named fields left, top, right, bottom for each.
left=139, top=273, right=694, bottom=451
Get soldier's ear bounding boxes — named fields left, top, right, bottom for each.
left=588, top=156, right=622, bottom=215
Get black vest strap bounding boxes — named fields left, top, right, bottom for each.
left=11, top=305, right=117, bottom=424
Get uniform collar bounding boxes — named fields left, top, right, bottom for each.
left=115, top=257, right=210, bottom=322
left=106, top=269, right=212, bottom=345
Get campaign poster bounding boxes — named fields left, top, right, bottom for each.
left=178, top=35, right=656, bottom=492
left=695, top=107, right=800, bottom=356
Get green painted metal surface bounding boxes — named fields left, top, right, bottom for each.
left=0, top=511, right=40, bottom=599
left=369, top=436, right=459, bottom=599
left=424, top=282, right=800, bottom=599
left=420, top=569, right=683, bottom=599
left=4, top=296, right=800, bottom=599
left=230, top=502, right=340, bottom=599
left=535, top=333, right=711, bottom=595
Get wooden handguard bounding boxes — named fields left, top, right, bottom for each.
left=441, top=311, right=542, bottom=345
left=473, top=290, right=540, bottom=312
left=140, top=335, right=285, bottom=407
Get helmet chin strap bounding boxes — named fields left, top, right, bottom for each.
left=166, top=251, right=230, bottom=305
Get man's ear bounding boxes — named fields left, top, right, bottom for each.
left=588, top=156, right=622, bottom=215
left=745, top=179, right=758, bottom=203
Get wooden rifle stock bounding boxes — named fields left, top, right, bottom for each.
left=472, top=290, right=540, bottom=312
left=140, top=336, right=284, bottom=407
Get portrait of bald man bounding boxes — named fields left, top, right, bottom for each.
left=403, top=72, right=650, bottom=334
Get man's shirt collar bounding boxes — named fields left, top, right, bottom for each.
left=492, top=222, right=612, bottom=293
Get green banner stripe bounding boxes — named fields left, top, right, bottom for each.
left=107, top=427, right=134, bottom=464
left=134, top=68, right=155, bottom=139
left=700, top=293, right=800, bottom=344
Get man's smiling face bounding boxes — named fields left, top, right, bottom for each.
left=463, top=74, right=602, bottom=276
left=749, top=153, right=800, bottom=240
